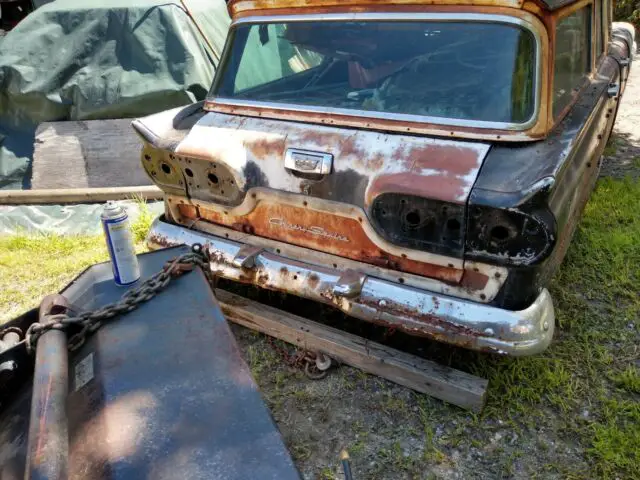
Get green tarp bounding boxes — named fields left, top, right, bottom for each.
left=0, top=0, right=230, bottom=189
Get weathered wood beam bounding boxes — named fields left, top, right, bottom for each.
left=0, top=185, right=163, bottom=205
left=216, top=289, right=488, bottom=412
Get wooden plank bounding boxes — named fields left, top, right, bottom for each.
left=32, top=119, right=150, bottom=189
left=0, top=185, right=163, bottom=205
left=216, top=289, right=488, bottom=412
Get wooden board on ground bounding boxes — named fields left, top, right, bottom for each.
left=32, top=119, right=150, bottom=189
left=0, top=185, right=163, bottom=205
left=216, top=289, right=488, bottom=412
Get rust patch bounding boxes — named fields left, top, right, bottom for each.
left=391, top=143, right=409, bottom=163
left=307, top=273, right=320, bottom=288
left=177, top=203, right=462, bottom=283
left=178, top=204, right=199, bottom=217
left=204, top=101, right=545, bottom=142
left=148, top=233, right=173, bottom=248
left=366, top=171, right=467, bottom=205
left=291, top=129, right=347, bottom=151
left=460, top=269, right=490, bottom=291
left=336, top=134, right=365, bottom=160
left=366, top=143, right=484, bottom=204
left=408, top=144, right=480, bottom=177
left=358, top=296, right=486, bottom=349
left=244, top=137, right=286, bottom=159
left=368, top=152, right=385, bottom=171
left=228, top=1, right=530, bottom=18
left=237, top=268, right=270, bottom=286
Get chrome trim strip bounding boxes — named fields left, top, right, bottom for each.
left=232, top=12, right=532, bottom=24
left=211, top=13, right=542, bottom=131
left=147, top=217, right=555, bottom=356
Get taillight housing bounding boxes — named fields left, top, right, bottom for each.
left=370, top=193, right=465, bottom=257
left=465, top=206, right=556, bottom=266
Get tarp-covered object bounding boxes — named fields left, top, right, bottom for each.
left=0, top=0, right=230, bottom=189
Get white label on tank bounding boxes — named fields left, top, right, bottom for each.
left=74, top=353, right=94, bottom=391
left=107, top=218, right=140, bottom=284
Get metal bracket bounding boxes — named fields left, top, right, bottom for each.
left=232, top=245, right=263, bottom=269
left=607, top=82, right=620, bottom=98
left=332, top=269, right=366, bottom=299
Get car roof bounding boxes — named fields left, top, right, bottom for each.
left=227, top=0, right=579, bottom=17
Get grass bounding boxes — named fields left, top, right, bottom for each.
left=0, top=201, right=154, bottom=323
left=0, top=179, right=639, bottom=478
left=471, top=176, right=640, bottom=478
left=603, top=135, right=621, bottom=157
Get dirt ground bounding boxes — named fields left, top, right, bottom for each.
left=227, top=52, right=640, bottom=480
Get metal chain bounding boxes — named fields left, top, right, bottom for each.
left=23, top=245, right=213, bottom=354
left=266, top=336, right=332, bottom=380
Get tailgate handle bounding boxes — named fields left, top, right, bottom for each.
left=285, top=149, right=333, bottom=175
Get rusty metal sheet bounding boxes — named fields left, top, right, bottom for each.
left=203, top=100, right=545, bottom=142
left=174, top=112, right=491, bottom=207
left=154, top=211, right=509, bottom=302
left=158, top=112, right=491, bottom=281
left=177, top=202, right=466, bottom=283
left=0, top=247, right=300, bottom=480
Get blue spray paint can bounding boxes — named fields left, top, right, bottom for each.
left=101, top=201, right=140, bottom=286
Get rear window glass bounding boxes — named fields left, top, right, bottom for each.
left=213, top=20, right=537, bottom=125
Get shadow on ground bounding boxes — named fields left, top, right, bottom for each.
left=601, top=130, right=640, bottom=179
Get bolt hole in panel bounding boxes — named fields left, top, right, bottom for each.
left=140, top=146, right=186, bottom=196
left=172, top=155, right=242, bottom=204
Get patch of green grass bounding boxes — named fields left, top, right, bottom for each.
left=0, top=234, right=107, bottom=322
left=377, top=442, right=420, bottom=473
left=633, top=156, right=640, bottom=169
left=380, top=391, right=408, bottom=416
left=0, top=207, right=154, bottom=323
left=348, top=437, right=367, bottom=456
left=467, top=177, right=640, bottom=477
left=589, top=398, right=640, bottom=477
left=245, top=341, right=280, bottom=378
left=290, top=442, right=312, bottom=462
left=130, top=197, right=155, bottom=242
left=610, top=366, right=640, bottom=394
left=603, top=135, right=621, bottom=157
left=319, top=466, right=335, bottom=480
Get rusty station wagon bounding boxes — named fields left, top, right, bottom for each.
left=133, top=0, right=635, bottom=356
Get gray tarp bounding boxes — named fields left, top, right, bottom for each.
left=0, top=0, right=230, bottom=189
left=0, top=201, right=165, bottom=235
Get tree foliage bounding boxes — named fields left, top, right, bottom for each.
left=615, top=0, right=640, bottom=31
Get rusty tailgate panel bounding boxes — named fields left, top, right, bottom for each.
left=143, top=111, right=492, bottom=284
left=175, top=113, right=490, bottom=208
left=177, top=202, right=463, bottom=282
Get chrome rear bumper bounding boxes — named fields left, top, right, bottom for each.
left=147, top=217, right=555, bottom=356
